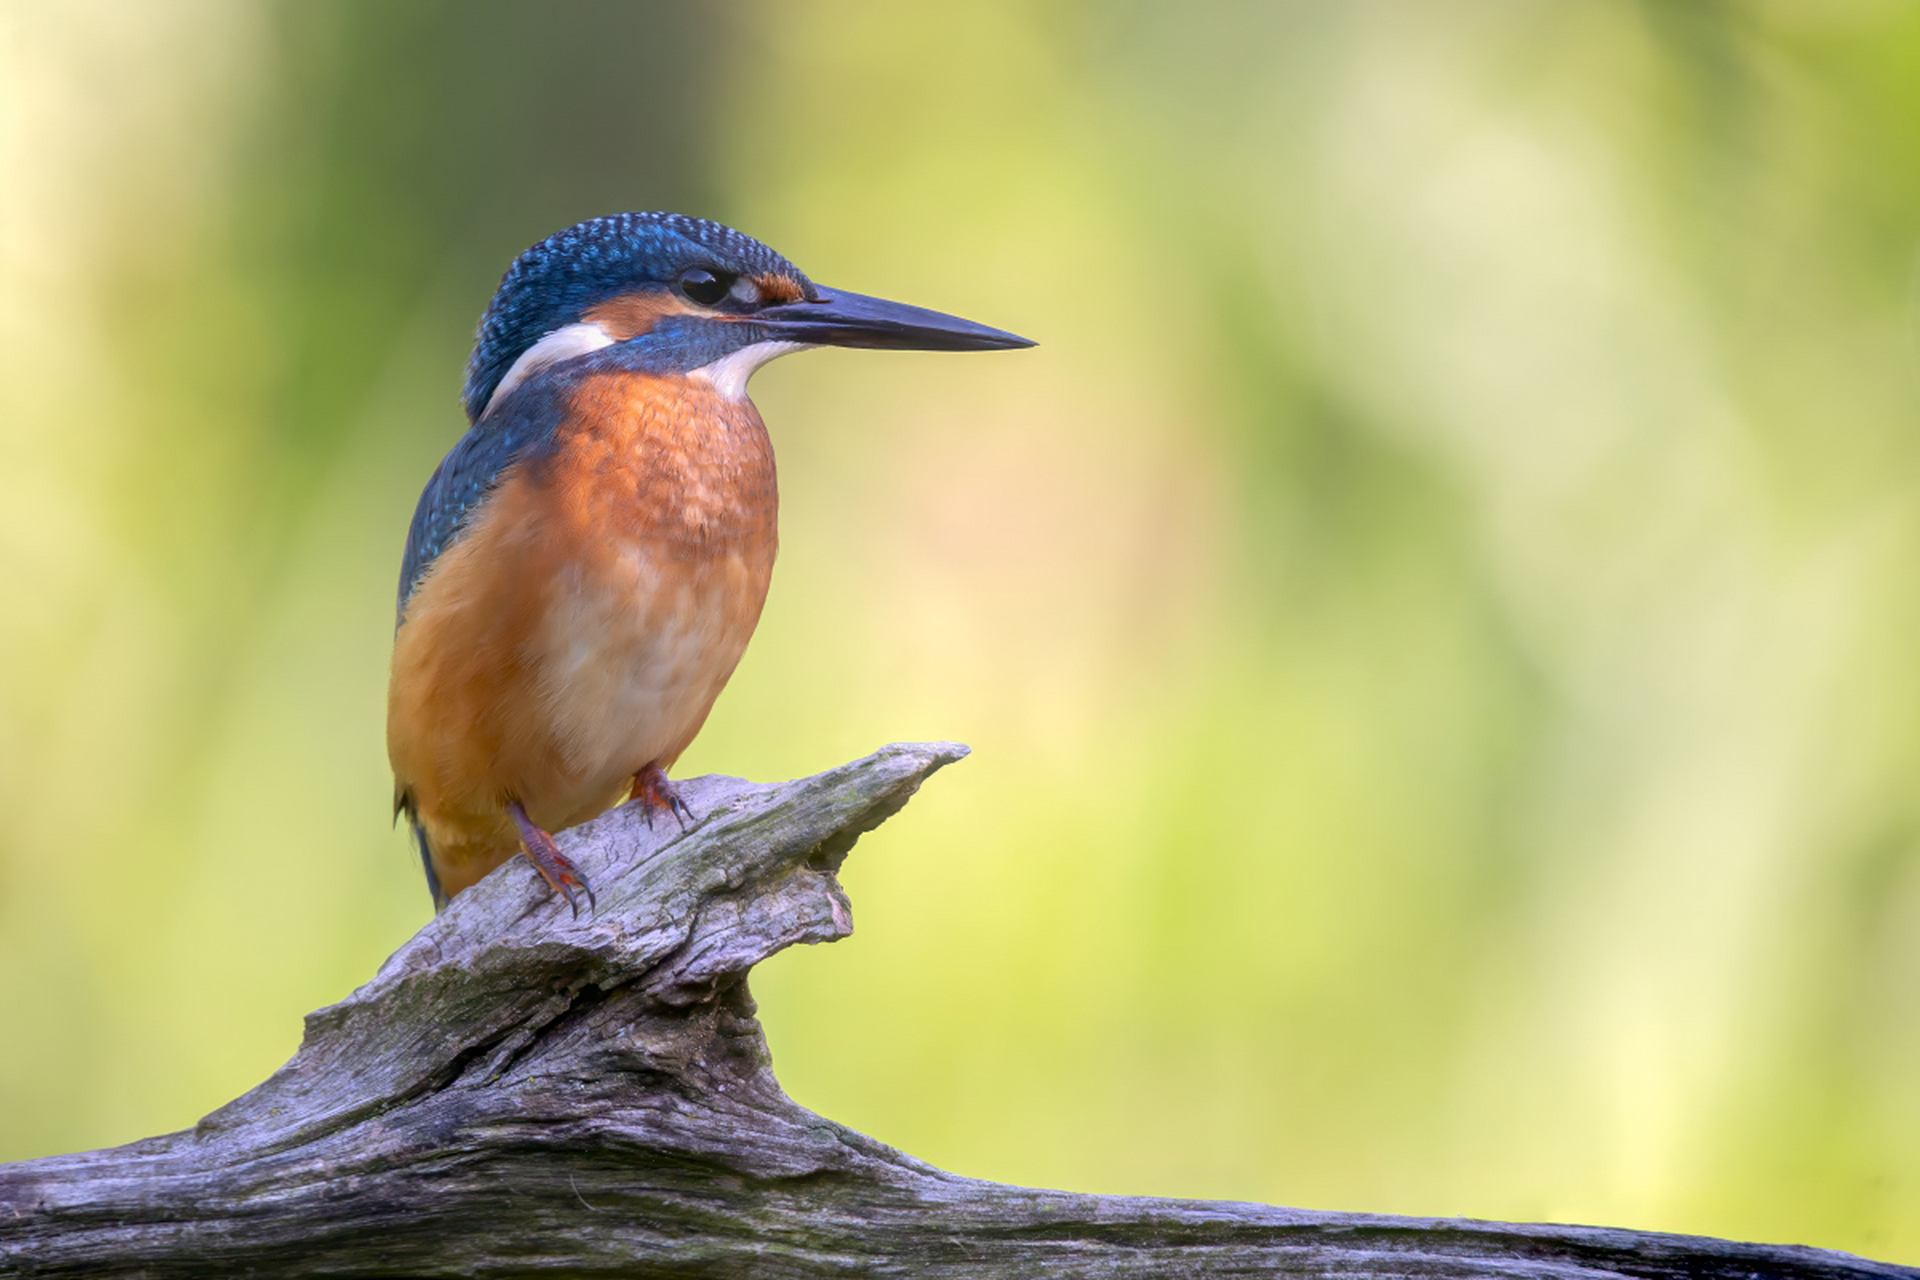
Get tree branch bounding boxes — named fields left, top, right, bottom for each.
left=1, top=743, right=1910, bottom=1278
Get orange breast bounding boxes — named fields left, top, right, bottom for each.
left=387, top=370, right=778, bottom=898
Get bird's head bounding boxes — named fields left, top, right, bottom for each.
left=463, top=212, right=1032, bottom=423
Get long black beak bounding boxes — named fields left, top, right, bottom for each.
left=754, top=285, right=1034, bottom=352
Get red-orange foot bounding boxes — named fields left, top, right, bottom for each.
left=508, top=801, right=594, bottom=916
left=633, top=763, right=694, bottom=831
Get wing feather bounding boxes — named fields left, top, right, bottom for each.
left=397, top=378, right=571, bottom=625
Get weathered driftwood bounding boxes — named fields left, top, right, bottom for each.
left=0, top=743, right=1911, bottom=1278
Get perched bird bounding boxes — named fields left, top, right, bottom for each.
left=389, top=213, right=1031, bottom=910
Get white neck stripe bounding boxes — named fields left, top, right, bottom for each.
left=689, top=340, right=810, bottom=401
left=482, top=322, right=615, bottom=418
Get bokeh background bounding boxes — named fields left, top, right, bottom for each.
left=5, top=0, right=1920, bottom=1260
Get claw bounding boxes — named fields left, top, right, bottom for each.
left=508, top=801, right=595, bottom=916
left=632, top=763, right=693, bottom=831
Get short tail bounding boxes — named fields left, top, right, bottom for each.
left=395, top=790, right=448, bottom=911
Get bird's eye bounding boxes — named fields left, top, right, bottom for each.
left=679, top=267, right=734, bottom=306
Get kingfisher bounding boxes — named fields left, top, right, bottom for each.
left=388, top=212, right=1031, bottom=911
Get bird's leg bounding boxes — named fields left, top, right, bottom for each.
left=632, top=763, right=694, bottom=831
left=507, top=801, right=595, bottom=916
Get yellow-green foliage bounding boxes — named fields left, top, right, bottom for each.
left=3, top=0, right=1918, bottom=1261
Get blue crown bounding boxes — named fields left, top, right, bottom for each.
left=461, top=213, right=810, bottom=422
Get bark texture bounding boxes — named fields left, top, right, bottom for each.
left=0, top=742, right=1911, bottom=1278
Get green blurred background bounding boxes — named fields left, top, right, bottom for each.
left=4, top=0, right=1920, bottom=1259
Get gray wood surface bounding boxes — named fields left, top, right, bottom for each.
left=1, top=742, right=1910, bottom=1278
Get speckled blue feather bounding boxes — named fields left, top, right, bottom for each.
left=462, top=212, right=809, bottom=424
left=398, top=376, right=567, bottom=625
left=398, top=213, right=809, bottom=623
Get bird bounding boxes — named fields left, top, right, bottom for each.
left=388, top=212, right=1032, bottom=911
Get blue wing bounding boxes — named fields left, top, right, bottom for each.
left=397, top=377, right=571, bottom=625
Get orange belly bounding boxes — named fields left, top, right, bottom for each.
left=387, top=371, right=778, bottom=899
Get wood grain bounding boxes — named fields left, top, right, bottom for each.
left=1, top=743, right=1910, bottom=1278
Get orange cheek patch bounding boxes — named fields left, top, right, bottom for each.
left=583, top=290, right=700, bottom=341
left=754, top=273, right=805, bottom=304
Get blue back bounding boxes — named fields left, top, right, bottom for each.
left=397, top=376, right=569, bottom=624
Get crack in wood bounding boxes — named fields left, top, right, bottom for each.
left=0, top=742, right=1912, bottom=1279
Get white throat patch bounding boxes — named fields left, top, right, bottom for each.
left=483, top=322, right=614, bottom=417
left=691, top=340, right=810, bottom=402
